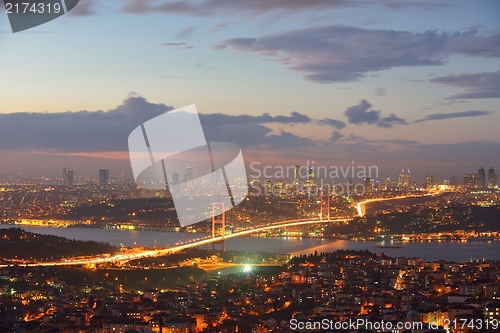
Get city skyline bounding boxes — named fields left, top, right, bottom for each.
left=38, top=164, right=499, bottom=189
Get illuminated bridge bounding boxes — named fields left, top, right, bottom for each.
left=0, top=217, right=350, bottom=267
left=0, top=193, right=438, bottom=267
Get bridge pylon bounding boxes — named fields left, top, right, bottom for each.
left=319, top=191, right=331, bottom=238
left=211, top=202, right=226, bottom=253
left=319, top=191, right=331, bottom=222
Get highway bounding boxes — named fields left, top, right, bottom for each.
left=0, top=217, right=349, bottom=267
left=355, top=192, right=438, bottom=217
left=1, top=192, right=440, bottom=267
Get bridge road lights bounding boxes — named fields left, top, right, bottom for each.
left=212, top=202, right=226, bottom=253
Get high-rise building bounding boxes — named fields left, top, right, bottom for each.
left=464, top=173, right=479, bottom=188
left=99, top=169, right=109, bottom=185
left=398, top=169, right=405, bottom=188
left=471, top=174, right=477, bottom=188
left=171, top=172, right=181, bottom=195
left=449, top=175, right=457, bottom=187
left=266, top=180, right=273, bottom=195
left=385, top=177, right=391, bottom=191
left=307, top=167, right=314, bottom=184
left=405, top=170, right=411, bottom=188
left=275, top=181, right=283, bottom=193
left=63, top=168, right=73, bottom=186
left=293, top=166, right=299, bottom=186
left=186, top=167, right=192, bottom=182
left=463, top=174, right=472, bottom=187
left=488, top=167, right=497, bottom=188
left=426, top=174, right=433, bottom=189
left=364, top=178, right=372, bottom=193
left=478, top=167, right=486, bottom=188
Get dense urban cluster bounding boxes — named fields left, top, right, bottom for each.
left=1, top=166, right=498, bottom=233
left=1, top=250, right=500, bottom=333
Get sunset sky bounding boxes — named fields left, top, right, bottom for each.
left=1, top=0, right=499, bottom=182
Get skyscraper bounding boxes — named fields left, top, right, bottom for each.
left=63, top=168, right=73, bottom=186
left=488, top=167, right=497, bottom=188
left=398, top=169, right=405, bottom=188
left=463, top=174, right=472, bottom=187
left=478, top=167, right=486, bottom=188
left=307, top=167, right=314, bottom=184
left=186, top=167, right=192, bottom=182
left=171, top=172, right=180, bottom=185
left=449, top=175, right=457, bottom=187
left=405, top=170, right=411, bottom=188
left=471, top=174, right=477, bottom=188
left=266, top=180, right=273, bottom=195
left=364, top=178, right=372, bottom=193
left=385, top=177, right=391, bottom=191
left=293, top=165, right=299, bottom=186
left=99, top=169, right=109, bottom=185
left=426, top=174, right=433, bottom=189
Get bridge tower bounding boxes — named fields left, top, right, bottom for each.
left=211, top=202, right=226, bottom=253
left=319, top=191, right=331, bottom=238
left=319, top=191, right=331, bottom=221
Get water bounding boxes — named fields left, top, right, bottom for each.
left=1, top=224, right=498, bottom=262
left=0, top=224, right=201, bottom=247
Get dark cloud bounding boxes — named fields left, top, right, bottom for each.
left=159, top=42, right=194, bottom=50
left=214, top=26, right=500, bottom=83
left=209, top=22, right=233, bottom=34
left=160, top=42, right=187, bottom=46
left=328, top=131, right=343, bottom=142
left=199, top=112, right=316, bottom=148
left=344, top=100, right=380, bottom=125
left=122, top=0, right=358, bottom=16
left=122, top=0, right=452, bottom=16
left=260, top=131, right=316, bottom=149
left=0, top=95, right=316, bottom=152
left=199, top=112, right=311, bottom=126
left=377, top=114, right=407, bottom=128
left=319, top=118, right=346, bottom=129
left=430, top=70, right=500, bottom=99
left=175, top=26, right=199, bottom=38
left=413, top=110, right=492, bottom=123
left=122, top=0, right=155, bottom=13
left=421, top=100, right=469, bottom=110
left=343, top=100, right=406, bottom=128
left=378, top=139, right=418, bottom=144
left=0, top=95, right=172, bottom=152
left=67, top=0, right=95, bottom=16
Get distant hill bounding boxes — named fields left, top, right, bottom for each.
left=0, top=228, right=117, bottom=262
